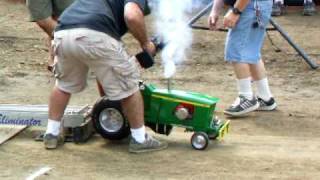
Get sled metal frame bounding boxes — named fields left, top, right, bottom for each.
left=189, top=2, right=319, bottom=69
left=0, top=104, right=94, bottom=143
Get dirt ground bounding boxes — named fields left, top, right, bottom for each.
left=0, top=1, right=320, bottom=180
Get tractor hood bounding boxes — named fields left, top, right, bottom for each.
left=151, top=88, right=220, bottom=108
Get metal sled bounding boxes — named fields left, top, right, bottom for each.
left=0, top=104, right=94, bottom=143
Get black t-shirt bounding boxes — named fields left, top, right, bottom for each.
left=56, top=0, right=150, bottom=40
left=224, top=0, right=236, bottom=6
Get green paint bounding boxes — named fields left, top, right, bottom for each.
left=141, top=84, right=228, bottom=137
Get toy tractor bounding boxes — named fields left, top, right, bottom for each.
left=91, top=81, right=230, bottom=150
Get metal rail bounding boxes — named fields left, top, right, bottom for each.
left=188, top=1, right=213, bottom=26
left=188, top=2, right=319, bottom=69
left=269, top=18, right=318, bottom=69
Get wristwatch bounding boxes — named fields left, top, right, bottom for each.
left=232, top=7, right=242, bottom=15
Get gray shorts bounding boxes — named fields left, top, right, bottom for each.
left=52, top=28, right=140, bottom=100
left=26, top=0, right=74, bottom=21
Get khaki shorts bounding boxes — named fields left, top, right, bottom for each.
left=52, top=28, right=140, bottom=101
left=26, top=0, right=74, bottom=21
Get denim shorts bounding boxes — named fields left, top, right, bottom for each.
left=225, top=0, right=272, bottom=64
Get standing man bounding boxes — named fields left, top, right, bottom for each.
left=26, top=0, right=75, bottom=71
left=208, top=0, right=277, bottom=117
left=45, top=0, right=168, bottom=153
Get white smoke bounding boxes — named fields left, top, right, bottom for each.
left=154, top=0, right=194, bottom=78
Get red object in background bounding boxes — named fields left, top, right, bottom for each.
left=177, top=103, right=195, bottom=114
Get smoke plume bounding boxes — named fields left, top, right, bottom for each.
left=153, top=0, right=193, bottom=78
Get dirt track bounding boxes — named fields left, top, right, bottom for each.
left=0, top=1, right=320, bottom=180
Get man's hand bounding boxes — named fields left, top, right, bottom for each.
left=223, top=10, right=240, bottom=29
left=223, top=0, right=249, bottom=29
left=208, top=11, right=220, bottom=30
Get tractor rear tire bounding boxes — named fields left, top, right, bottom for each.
left=91, top=97, right=130, bottom=140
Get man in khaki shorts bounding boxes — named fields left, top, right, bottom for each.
left=26, top=0, right=106, bottom=96
left=44, top=0, right=168, bottom=153
left=26, top=0, right=74, bottom=70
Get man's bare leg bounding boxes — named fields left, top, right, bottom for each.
left=250, top=60, right=274, bottom=105
left=44, top=86, right=71, bottom=149
left=249, top=60, right=266, bottom=81
left=121, top=91, right=145, bottom=143
left=121, top=91, right=144, bottom=129
left=121, top=91, right=167, bottom=152
left=48, top=86, right=71, bottom=121
left=46, top=86, right=71, bottom=136
left=232, top=62, right=253, bottom=100
left=232, top=62, right=251, bottom=79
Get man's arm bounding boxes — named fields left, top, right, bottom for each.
left=233, top=0, right=250, bottom=12
left=212, top=0, right=225, bottom=15
left=124, top=2, right=155, bottom=55
left=36, top=17, right=57, bottom=39
left=35, top=17, right=58, bottom=69
left=208, top=0, right=225, bottom=30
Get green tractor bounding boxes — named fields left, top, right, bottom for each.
left=91, top=81, right=230, bottom=150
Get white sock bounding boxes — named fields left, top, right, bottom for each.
left=45, top=119, right=61, bottom=136
left=131, top=125, right=146, bottom=143
left=237, top=77, right=253, bottom=100
left=255, top=78, right=273, bottom=101
left=275, top=0, right=284, bottom=4
left=304, top=0, right=312, bottom=4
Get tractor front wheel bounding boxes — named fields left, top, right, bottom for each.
left=191, top=132, right=209, bottom=150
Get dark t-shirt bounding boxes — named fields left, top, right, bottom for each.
left=56, top=0, right=150, bottom=40
left=224, top=0, right=236, bottom=6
